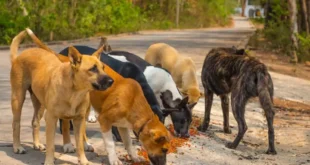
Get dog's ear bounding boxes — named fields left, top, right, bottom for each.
left=104, top=45, right=112, bottom=52
left=149, top=129, right=168, bottom=143
left=68, top=46, right=82, bottom=70
left=179, top=89, right=188, bottom=97
left=92, top=46, right=104, bottom=60
left=162, top=108, right=179, bottom=116
left=187, top=102, right=197, bottom=110
left=178, top=96, right=189, bottom=107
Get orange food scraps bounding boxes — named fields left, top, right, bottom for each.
left=137, top=148, right=149, bottom=161
left=168, top=136, right=189, bottom=153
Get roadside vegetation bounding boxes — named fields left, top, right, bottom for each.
left=0, top=0, right=238, bottom=45
left=248, top=0, right=310, bottom=63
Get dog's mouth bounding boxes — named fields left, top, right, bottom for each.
left=148, top=154, right=167, bottom=165
left=92, top=75, right=113, bottom=90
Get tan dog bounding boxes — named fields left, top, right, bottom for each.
left=10, top=29, right=113, bottom=165
left=145, top=43, right=201, bottom=104
left=25, top=31, right=171, bottom=165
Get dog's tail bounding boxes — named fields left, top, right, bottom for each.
left=10, top=30, right=27, bottom=62
left=257, top=70, right=274, bottom=115
left=25, top=28, right=56, bottom=54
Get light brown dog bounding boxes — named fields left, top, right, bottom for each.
left=145, top=43, right=201, bottom=104
left=10, top=29, right=113, bottom=165
left=25, top=31, right=171, bottom=165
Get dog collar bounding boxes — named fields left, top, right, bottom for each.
left=136, top=117, right=153, bottom=139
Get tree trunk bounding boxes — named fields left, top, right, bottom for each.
left=176, top=0, right=179, bottom=28
left=306, top=0, right=310, bottom=33
left=288, top=0, right=299, bottom=63
left=241, top=0, right=246, bottom=17
left=265, top=0, right=272, bottom=28
left=300, top=0, right=309, bottom=34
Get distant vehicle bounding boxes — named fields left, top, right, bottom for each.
left=235, top=0, right=264, bottom=18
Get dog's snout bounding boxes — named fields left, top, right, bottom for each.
left=182, top=132, right=190, bottom=138
left=149, top=154, right=167, bottom=165
left=94, top=75, right=113, bottom=90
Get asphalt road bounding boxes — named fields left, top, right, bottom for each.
left=0, top=16, right=309, bottom=165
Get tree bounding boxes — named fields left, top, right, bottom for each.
left=288, top=0, right=299, bottom=63
left=241, top=0, right=246, bottom=16
left=299, top=0, right=309, bottom=35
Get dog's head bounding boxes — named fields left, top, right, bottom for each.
left=67, top=46, right=113, bottom=91
left=163, top=97, right=196, bottom=138
left=139, top=115, right=171, bottom=165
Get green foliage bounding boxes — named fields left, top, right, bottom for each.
left=297, top=34, right=310, bottom=61
left=0, top=0, right=237, bottom=45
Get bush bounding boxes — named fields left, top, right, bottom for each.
left=0, top=0, right=238, bottom=45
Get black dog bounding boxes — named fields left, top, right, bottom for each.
left=198, top=47, right=277, bottom=155
left=58, top=46, right=186, bottom=141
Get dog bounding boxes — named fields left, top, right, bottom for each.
left=198, top=47, right=277, bottom=155
left=58, top=53, right=171, bottom=165
left=145, top=43, right=201, bottom=104
left=10, top=29, right=113, bottom=165
left=92, top=63, right=171, bottom=165
left=108, top=50, right=197, bottom=137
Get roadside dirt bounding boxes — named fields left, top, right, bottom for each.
left=251, top=50, right=310, bottom=81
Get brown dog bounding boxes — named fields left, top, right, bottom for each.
left=58, top=56, right=171, bottom=165
left=10, top=29, right=113, bottom=165
left=25, top=30, right=171, bottom=165
left=145, top=43, right=201, bottom=104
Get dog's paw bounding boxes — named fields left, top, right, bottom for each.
left=87, top=115, right=97, bottom=123
left=78, top=160, right=89, bottom=165
left=131, top=155, right=145, bottom=162
left=84, top=141, right=94, bottom=152
left=44, top=161, right=55, bottom=165
left=223, top=128, right=232, bottom=134
left=197, top=124, right=208, bottom=132
left=109, top=154, right=123, bottom=165
left=110, top=160, right=123, bottom=165
left=266, top=148, right=277, bottom=155
left=34, top=143, right=46, bottom=151
left=14, top=146, right=26, bottom=154
left=44, top=163, right=54, bottom=165
left=63, top=143, right=76, bottom=153
left=225, top=142, right=237, bottom=149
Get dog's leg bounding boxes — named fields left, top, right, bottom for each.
left=87, top=107, right=97, bottom=123
left=62, top=119, right=76, bottom=153
left=82, top=104, right=94, bottom=152
left=225, top=91, right=247, bottom=149
left=258, top=84, right=277, bottom=155
left=112, top=126, right=123, bottom=142
left=220, top=94, right=231, bottom=134
left=198, top=88, right=213, bottom=132
left=31, top=93, right=46, bottom=151
left=117, top=127, right=144, bottom=162
left=44, top=112, right=57, bottom=165
left=11, top=87, right=27, bottom=154
left=72, top=117, right=88, bottom=165
left=102, top=130, right=123, bottom=165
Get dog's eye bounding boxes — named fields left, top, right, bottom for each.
left=89, top=65, right=98, bottom=73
